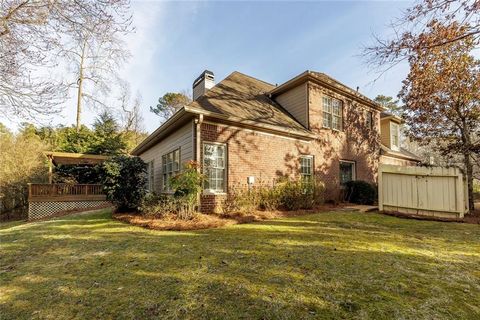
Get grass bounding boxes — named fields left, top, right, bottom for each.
left=1, top=210, right=479, bottom=319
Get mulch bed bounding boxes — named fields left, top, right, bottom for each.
left=114, top=204, right=338, bottom=231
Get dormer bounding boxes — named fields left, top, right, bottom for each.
left=380, top=112, right=403, bottom=151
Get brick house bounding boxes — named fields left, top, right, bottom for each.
left=132, top=70, right=419, bottom=212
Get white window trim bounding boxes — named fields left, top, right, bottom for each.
left=300, top=155, right=314, bottom=179
left=390, top=122, right=400, bottom=151
left=339, top=160, right=356, bottom=186
left=202, top=142, right=227, bottom=195
left=162, top=148, right=181, bottom=193
left=147, top=160, right=155, bottom=193
left=322, top=95, right=343, bottom=131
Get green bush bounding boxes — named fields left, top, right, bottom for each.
left=53, top=164, right=101, bottom=184
left=344, top=180, right=377, bottom=205
left=99, top=155, right=147, bottom=211
left=170, top=161, right=204, bottom=219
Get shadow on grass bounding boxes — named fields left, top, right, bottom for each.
left=1, top=210, right=479, bottom=319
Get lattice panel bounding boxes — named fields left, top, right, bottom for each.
left=28, top=201, right=111, bottom=220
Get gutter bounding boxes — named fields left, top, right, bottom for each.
left=184, top=105, right=316, bottom=140
left=270, top=71, right=384, bottom=111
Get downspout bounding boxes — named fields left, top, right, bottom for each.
left=195, top=114, right=204, bottom=169
left=194, top=114, right=204, bottom=211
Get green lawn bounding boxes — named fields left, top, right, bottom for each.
left=1, top=210, right=479, bottom=319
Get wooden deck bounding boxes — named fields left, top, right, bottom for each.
left=28, top=184, right=107, bottom=202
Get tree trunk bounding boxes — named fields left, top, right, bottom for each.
left=75, top=41, right=87, bottom=132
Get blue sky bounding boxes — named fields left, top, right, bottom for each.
left=6, top=1, right=414, bottom=133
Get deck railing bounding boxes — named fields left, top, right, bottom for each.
left=28, top=184, right=106, bottom=202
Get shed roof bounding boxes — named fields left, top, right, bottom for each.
left=44, top=152, right=109, bottom=166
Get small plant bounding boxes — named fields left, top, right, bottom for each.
left=99, top=155, right=147, bottom=212
left=344, top=180, right=377, bottom=205
left=170, top=161, right=204, bottom=219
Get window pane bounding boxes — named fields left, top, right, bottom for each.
left=333, top=102, right=340, bottom=115
left=340, top=162, right=354, bottom=184
left=332, top=116, right=338, bottom=130
left=323, top=113, right=332, bottom=128
left=300, top=156, right=313, bottom=179
left=203, top=144, right=226, bottom=192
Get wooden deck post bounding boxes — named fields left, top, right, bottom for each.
left=48, top=155, right=53, bottom=184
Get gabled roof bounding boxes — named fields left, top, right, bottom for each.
left=270, top=71, right=384, bottom=111
left=188, top=71, right=312, bottom=136
left=131, top=71, right=316, bottom=155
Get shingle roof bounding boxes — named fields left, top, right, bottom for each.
left=309, top=72, right=379, bottom=107
left=380, top=144, right=421, bottom=162
left=188, top=71, right=311, bottom=135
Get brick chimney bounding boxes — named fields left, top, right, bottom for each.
left=193, top=70, right=215, bottom=101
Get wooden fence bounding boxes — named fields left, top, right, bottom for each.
left=378, top=164, right=469, bottom=219
left=28, top=184, right=106, bottom=202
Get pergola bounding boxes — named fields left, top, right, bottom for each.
left=44, top=151, right=109, bottom=184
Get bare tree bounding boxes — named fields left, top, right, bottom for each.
left=60, top=12, right=131, bottom=131
left=0, top=0, right=132, bottom=122
left=117, top=81, right=147, bottom=149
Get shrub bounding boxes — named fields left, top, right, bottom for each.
left=140, top=161, right=203, bottom=220
left=53, top=164, right=101, bottom=184
left=170, top=161, right=204, bottom=219
left=99, top=155, right=147, bottom=211
left=140, top=194, right=181, bottom=218
left=278, top=179, right=325, bottom=211
left=222, top=186, right=260, bottom=215
left=344, top=180, right=377, bottom=205
left=221, top=178, right=325, bottom=214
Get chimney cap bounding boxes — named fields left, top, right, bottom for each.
left=193, top=70, right=214, bottom=87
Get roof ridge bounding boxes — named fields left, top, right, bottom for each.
left=231, top=71, right=275, bottom=87
left=311, top=71, right=377, bottom=105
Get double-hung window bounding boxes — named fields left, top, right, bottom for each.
left=340, top=161, right=355, bottom=185
left=162, top=148, right=180, bottom=191
left=147, top=160, right=155, bottom=192
left=300, top=156, right=314, bottom=180
left=203, top=143, right=226, bottom=193
left=323, top=96, right=343, bottom=130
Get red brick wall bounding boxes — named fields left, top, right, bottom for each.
left=198, top=81, right=381, bottom=213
